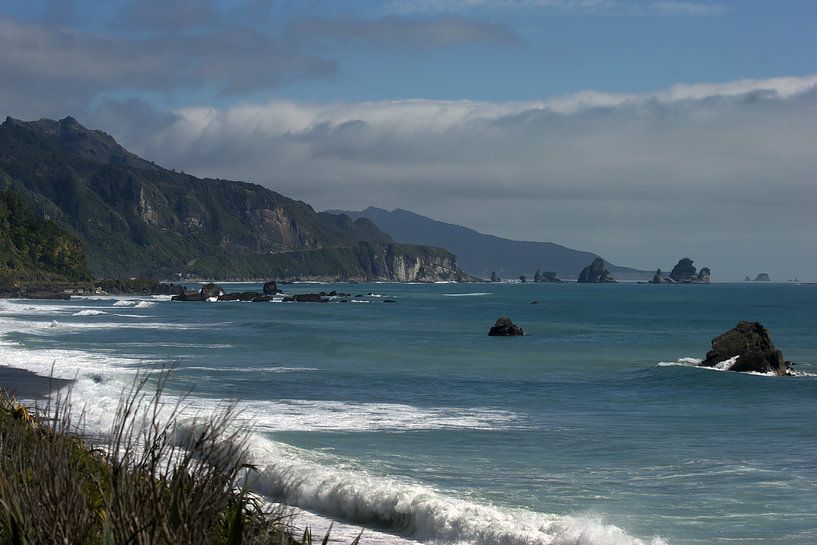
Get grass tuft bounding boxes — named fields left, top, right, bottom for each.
left=0, top=372, right=351, bottom=545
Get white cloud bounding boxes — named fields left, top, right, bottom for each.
left=389, top=0, right=727, bottom=16
left=98, top=74, right=817, bottom=279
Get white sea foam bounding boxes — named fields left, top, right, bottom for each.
left=73, top=309, right=107, bottom=316
left=238, top=399, right=519, bottom=433
left=656, top=357, right=815, bottom=377
left=181, top=365, right=318, bottom=373
left=113, top=299, right=138, bottom=307
left=248, top=437, right=668, bottom=545
left=0, top=306, right=669, bottom=545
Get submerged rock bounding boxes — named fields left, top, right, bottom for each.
left=577, top=258, right=616, bottom=283
left=217, top=291, right=263, bottom=301
left=285, top=293, right=325, bottom=303
left=488, top=317, right=525, bottom=336
left=699, top=321, right=793, bottom=376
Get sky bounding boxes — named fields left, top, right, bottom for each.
left=1, top=0, right=816, bottom=280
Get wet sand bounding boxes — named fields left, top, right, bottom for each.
left=0, top=366, right=72, bottom=399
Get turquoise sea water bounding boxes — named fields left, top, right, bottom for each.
left=1, top=282, right=816, bottom=545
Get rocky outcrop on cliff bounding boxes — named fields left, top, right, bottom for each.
left=699, top=321, right=793, bottom=375
left=577, top=258, right=616, bottom=283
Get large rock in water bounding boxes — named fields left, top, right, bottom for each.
left=488, top=317, right=525, bottom=336
left=699, top=321, right=793, bottom=375
left=668, top=258, right=710, bottom=283
left=577, top=258, right=616, bottom=283
left=200, top=283, right=224, bottom=299
left=262, top=280, right=280, bottom=295
left=669, top=258, right=697, bottom=282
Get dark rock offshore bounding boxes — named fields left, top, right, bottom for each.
left=650, top=269, right=674, bottom=284
left=577, top=258, right=616, bottom=283
left=668, top=258, right=710, bottom=284
left=263, top=281, right=280, bottom=295
left=699, top=321, right=793, bottom=375
left=488, top=317, right=525, bottom=336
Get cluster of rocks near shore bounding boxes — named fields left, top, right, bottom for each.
left=169, top=281, right=378, bottom=304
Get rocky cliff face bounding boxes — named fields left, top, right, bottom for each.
left=0, top=117, right=470, bottom=282
left=388, top=251, right=466, bottom=282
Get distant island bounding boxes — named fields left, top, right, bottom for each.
left=747, top=273, right=771, bottom=282
left=0, top=117, right=472, bottom=283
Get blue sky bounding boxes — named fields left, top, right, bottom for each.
left=1, top=0, right=816, bottom=278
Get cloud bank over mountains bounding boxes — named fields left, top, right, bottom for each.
left=88, top=75, right=817, bottom=279
left=1, top=0, right=815, bottom=279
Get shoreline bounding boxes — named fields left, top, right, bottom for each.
left=0, top=365, right=73, bottom=400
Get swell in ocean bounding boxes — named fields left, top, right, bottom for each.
left=0, top=296, right=670, bottom=545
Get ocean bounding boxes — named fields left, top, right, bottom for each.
left=1, top=282, right=815, bottom=545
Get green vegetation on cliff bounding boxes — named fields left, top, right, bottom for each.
left=0, top=116, right=464, bottom=281
left=0, top=189, right=89, bottom=283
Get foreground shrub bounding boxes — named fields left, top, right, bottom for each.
left=0, top=373, right=355, bottom=545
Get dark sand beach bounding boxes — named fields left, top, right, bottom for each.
left=0, top=366, right=71, bottom=399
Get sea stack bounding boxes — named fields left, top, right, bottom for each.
left=577, top=258, right=616, bottom=283
left=699, top=321, right=793, bottom=375
left=534, top=269, right=561, bottom=283
left=668, top=258, right=710, bottom=284
left=753, top=273, right=771, bottom=282
left=650, top=269, right=674, bottom=284
left=488, top=317, right=525, bottom=336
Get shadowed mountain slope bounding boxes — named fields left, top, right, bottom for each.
left=0, top=117, right=468, bottom=282
left=332, top=207, right=651, bottom=280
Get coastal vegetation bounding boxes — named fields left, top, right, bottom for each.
left=0, top=116, right=466, bottom=282
left=0, top=189, right=89, bottom=284
left=0, top=376, right=351, bottom=545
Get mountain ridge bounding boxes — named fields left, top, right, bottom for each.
left=0, top=116, right=469, bottom=282
left=330, top=206, right=652, bottom=280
